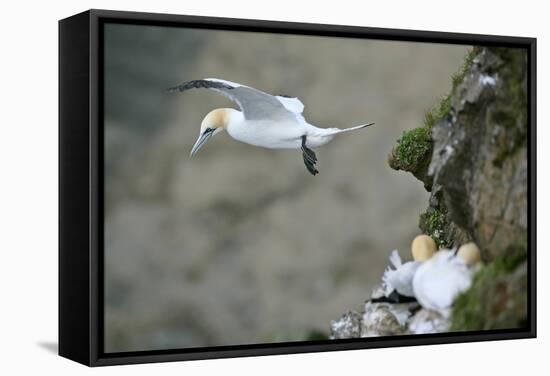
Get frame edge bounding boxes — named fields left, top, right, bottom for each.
left=59, top=10, right=93, bottom=366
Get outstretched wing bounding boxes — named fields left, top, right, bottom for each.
left=275, top=95, right=305, bottom=114
left=168, top=78, right=298, bottom=121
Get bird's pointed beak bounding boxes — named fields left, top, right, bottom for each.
left=190, top=128, right=214, bottom=157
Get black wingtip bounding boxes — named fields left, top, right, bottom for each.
left=166, top=79, right=235, bottom=94
left=370, top=290, right=417, bottom=304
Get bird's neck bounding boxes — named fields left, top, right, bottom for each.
left=224, top=108, right=244, bottom=129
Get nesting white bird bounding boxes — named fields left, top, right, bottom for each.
left=168, top=78, right=374, bottom=175
left=382, top=235, right=437, bottom=298
left=412, top=243, right=482, bottom=314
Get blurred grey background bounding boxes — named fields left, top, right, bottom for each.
left=103, top=22, right=469, bottom=352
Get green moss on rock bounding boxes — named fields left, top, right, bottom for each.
left=388, top=133, right=432, bottom=187
left=425, top=47, right=483, bottom=130
left=451, top=237, right=528, bottom=331
left=424, top=94, right=452, bottom=130
left=391, top=127, right=432, bottom=171
left=388, top=47, right=482, bottom=186
left=419, top=206, right=449, bottom=248
left=451, top=46, right=483, bottom=90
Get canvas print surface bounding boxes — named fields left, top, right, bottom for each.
left=103, top=22, right=528, bottom=353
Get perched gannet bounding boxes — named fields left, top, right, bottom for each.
left=381, top=235, right=437, bottom=298
left=168, top=78, right=374, bottom=175
left=412, top=243, right=481, bottom=314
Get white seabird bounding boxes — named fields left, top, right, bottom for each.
left=382, top=250, right=423, bottom=298
left=382, top=235, right=437, bottom=298
left=412, top=246, right=480, bottom=314
left=168, top=78, right=374, bottom=175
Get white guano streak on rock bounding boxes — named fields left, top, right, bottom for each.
left=479, top=74, right=497, bottom=87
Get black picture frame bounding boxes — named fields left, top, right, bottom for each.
left=59, top=9, right=537, bottom=367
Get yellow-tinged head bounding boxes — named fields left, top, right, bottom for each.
left=190, top=108, right=232, bottom=157
left=411, top=234, right=437, bottom=261
left=456, top=242, right=482, bottom=266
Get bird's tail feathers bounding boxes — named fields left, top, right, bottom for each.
left=335, top=122, right=375, bottom=134
left=389, top=249, right=403, bottom=268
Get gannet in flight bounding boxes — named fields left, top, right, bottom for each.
left=168, top=78, right=374, bottom=175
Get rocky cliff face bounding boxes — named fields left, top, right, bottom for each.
left=390, top=47, right=528, bottom=258
left=332, top=47, right=529, bottom=337
left=424, top=47, right=528, bottom=261
left=392, top=46, right=529, bottom=331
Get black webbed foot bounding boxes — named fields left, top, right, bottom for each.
left=303, top=154, right=319, bottom=175
left=301, top=136, right=318, bottom=175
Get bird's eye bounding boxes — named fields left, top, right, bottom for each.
left=204, top=127, right=214, bottom=134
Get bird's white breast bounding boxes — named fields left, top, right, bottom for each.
left=226, top=117, right=308, bottom=149
left=412, top=251, right=473, bottom=311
